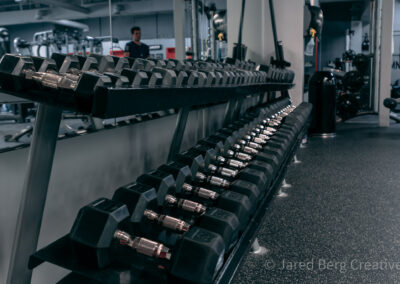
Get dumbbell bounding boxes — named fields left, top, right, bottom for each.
left=188, top=145, right=263, bottom=199
left=196, top=139, right=253, bottom=170
left=220, top=125, right=278, bottom=177
left=212, top=132, right=259, bottom=156
left=173, top=151, right=260, bottom=215
left=272, top=67, right=281, bottom=82
left=221, top=63, right=238, bottom=84
left=70, top=198, right=225, bottom=284
left=196, top=70, right=215, bottom=87
left=256, top=126, right=292, bottom=158
left=259, top=64, right=274, bottom=82
left=249, top=115, right=295, bottom=146
left=175, top=148, right=238, bottom=180
left=274, top=69, right=282, bottom=82
left=259, top=111, right=298, bottom=138
left=51, top=53, right=81, bottom=74
left=222, top=130, right=266, bottom=157
left=174, top=150, right=257, bottom=197
left=137, top=169, right=243, bottom=233
left=150, top=67, right=177, bottom=87
left=240, top=70, right=252, bottom=85
left=0, top=54, right=36, bottom=91
left=114, top=56, right=130, bottom=71
left=214, top=68, right=231, bottom=86
left=136, top=171, right=207, bottom=216
left=257, top=70, right=268, bottom=84
left=192, top=144, right=247, bottom=169
left=185, top=147, right=240, bottom=179
left=244, top=112, right=285, bottom=134
left=209, top=128, right=281, bottom=178
left=0, top=54, right=113, bottom=111
left=233, top=70, right=244, bottom=85
left=280, top=116, right=305, bottom=139
left=31, top=56, right=58, bottom=73
left=166, top=59, right=186, bottom=71
left=287, top=104, right=310, bottom=123
left=127, top=69, right=150, bottom=87
left=221, top=125, right=269, bottom=147
left=51, top=53, right=130, bottom=88
left=147, top=58, right=168, bottom=68
left=238, top=121, right=292, bottom=167
left=120, top=68, right=147, bottom=86
left=130, top=59, right=178, bottom=88
left=199, top=135, right=253, bottom=162
left=130, top=58, right=154, bottom=71
left=75, top=55, right=88, bottom=69
left=195, top=62, right=221, bottom=86
left=214, top=130, right=273, bottom=187
left=246, top=115, right=294, bottom=142
left=114, top=181, right=239, bottom=251
left=281, top=69, right=290, bottom=83
left=187, top=147, right=241, bottom=179
left=103, top=56, right=132, bottom=84
left=87, top=55, right=152, bottom=88
left=112, top=182, right=191, bottom=236
left=163, top=61, right=192, bottom=88
left=190, top=144, right=260, bottom=195
left=186, top=70, right=207, bottom=87
left=79, top=54, right=130, bottom=87
left=88, top=54, right=116, bottom=73
left=227, top=125, right=269, bottom=148
left=80, top=57, right=100, bottom=72
left=158, top=160, right=259, bottom=223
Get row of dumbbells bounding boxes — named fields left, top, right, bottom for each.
left=65, top=99, right=312, bottom=284
left=0, top=53, right=295, bottom=96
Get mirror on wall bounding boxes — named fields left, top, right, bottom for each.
left=0, top=0, right=227, bottom=151
left=0, top=0, right=228, bottom=152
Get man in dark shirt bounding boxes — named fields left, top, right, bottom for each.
left=124, top=26, right=150, bottom=59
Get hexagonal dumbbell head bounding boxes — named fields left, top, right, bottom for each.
left=69, top=198, right=130, bottom=268
left=0, top=54, right=36, bottom=91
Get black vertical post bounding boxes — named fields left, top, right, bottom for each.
left=167, top=106, right=190, bottom=162
left=7, top=104, right=62, bottom=284
left=269, top=0, right=290, bottom=99
left=269, top=0, right=281, bottom=62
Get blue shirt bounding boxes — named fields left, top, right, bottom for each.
left=124, top=41, right=150, bottom=59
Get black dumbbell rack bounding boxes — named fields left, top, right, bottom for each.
left=3, top=75, right=294, bottom=284
left=29, top=105, right=310, bottom=284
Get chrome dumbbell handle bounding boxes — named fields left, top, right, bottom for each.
left=114, top=230, right=171, bottom=260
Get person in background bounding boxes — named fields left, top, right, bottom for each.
left=124, top=26, right=150, bottom=59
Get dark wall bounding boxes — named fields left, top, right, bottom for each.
left=318, top=1, right=366, bottom=68
left=320, top=20, right=351, bottom=68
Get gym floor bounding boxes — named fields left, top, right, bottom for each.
left=233, top=115, right=400, bottom=283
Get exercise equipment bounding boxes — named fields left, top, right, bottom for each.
left=70, top=198, right=225, bottom=284
left=1, top=52, right=307, bottom=284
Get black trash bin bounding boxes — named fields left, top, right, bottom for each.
left=308, top=71, right=336, bottom=137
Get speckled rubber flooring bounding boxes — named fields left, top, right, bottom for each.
left=232, top=119, right=400, bottom=284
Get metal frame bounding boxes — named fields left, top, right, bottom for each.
left=7, top=103, right=62, bottom=284
left=268, top=0, right=291, bottom=100
left=0, top=83, right=293, bottom=118
left=223, top=98, right=238, bottom=126
left=167, top=106, right=190, bottom=161
left=2, top=76, right=293, bottom=284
